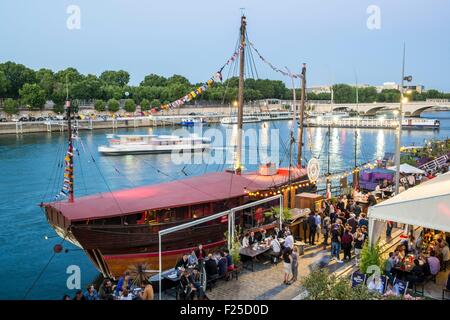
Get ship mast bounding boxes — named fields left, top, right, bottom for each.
left=235, top=14, right=246, bottom=175
left=65, top=80, right=74, bottom=203
left=297, top=63, right=307, bottom=167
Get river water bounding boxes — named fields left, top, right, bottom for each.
left=0, top=111, right=449, bottom=299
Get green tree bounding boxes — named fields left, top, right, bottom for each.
left=359, top=240, right=384, bottom=274
left=333, top=84, right=354, bottom=103
left=101, top=85, right=123, bottom=100
left=359, top=86, right=378, bottom=103
left=425, top=89, right=442, bottom=99
left=140, top=98, right=150, bottom=111
left=380, top=89, right=401, bottom=102
left=124, top=99, right=136, bottom=113
left=0, top=70, right=10, bottom=98
left=54, top=67, right=83, bottom=84
left=150, top=99, right=161, bottom=109
left=140, top=74, right=167, bottom=87
left=167, top=74, right=190, bottom=86
left=53, top=103, right=64, bottom=114
left=100, top=70, right=130, bottom=87
left=94, top=99, right=106, bottom=112
left=71, top=75, right=103, bottom=100
left=19, top=83, right=46, bottom=110
left=3, top=98, right=19, bottom=116
left=107, top=98, right=120, bottom=113
left=0, top=61, right=36, bottom=98
left=35, top=68, right=55, bottom=100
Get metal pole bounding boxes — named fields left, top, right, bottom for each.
left=235, top=15, right=246, bottom=174
left=158, top=232, right=162, bottom=300
left=395, top=43, right=406, bottom=195
left=279, top=194, right=283, bottom=229
left=298, top=63, right=307, bottom=167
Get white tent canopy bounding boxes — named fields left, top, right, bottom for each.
left=387, top=163, right=425, bottom=174
left=368, top=172, right=450, bottom=243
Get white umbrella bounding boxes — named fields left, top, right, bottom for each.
left=387, top=163, right=425, bottom=174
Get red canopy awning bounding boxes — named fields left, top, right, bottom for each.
left=46, top=169, right=306, bottom=222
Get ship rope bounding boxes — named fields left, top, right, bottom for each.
left=22, top=234, right=67, bottom=300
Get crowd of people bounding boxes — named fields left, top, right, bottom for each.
left=384, top=229, right=450, bottom=288
left=63, top=274, right=154, bottom=300
left=306, top=196, right=371, bottom=264
left=174, top=244, right=235, bottom=300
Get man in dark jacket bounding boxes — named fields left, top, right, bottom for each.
left=307, top=213, right=317, bottom=245
left=204, top=254, right=218, bottom=281
left=347, top=214, right=358, bottom=233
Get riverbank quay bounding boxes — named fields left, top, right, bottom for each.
left=0, top=105, right=273, bottom=135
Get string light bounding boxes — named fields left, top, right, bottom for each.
left=245, top=159, right=381, bottom=198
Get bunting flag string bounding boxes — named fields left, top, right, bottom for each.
left=161, top=45, right=242, bottom=110
left=54, top=145, right=74, bottom=201
left=248, top=41, right=303, bottom=79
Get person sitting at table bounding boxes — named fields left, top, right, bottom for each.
left=272, top=226, right=283, bottom=239
left=115, top=271, right=131, bottom=294
left=367, top=193, right=377, bottom=206
left=406, top=259, right=425, bottom=287
left=194, top=244, right=207, bottom=263
left=84, top=284, right=99, bottom=300
left=204, top=253, right=219, bottom=281
left=242, top=233, right=250, bottom=248
left=179, top=270, right=195, bottom=300
left=375, top=184, right=382, bottom=199
left=258, top=229, right=268, bottom=242
left=98, top=279, right=113, bottom=300
left=224, top=249, right=234, bottom=272
left=137, top=283, right=154, bottom=300
left=188, top=250, right=198, bottom=266
left=248, top=231, right=257, bottom=246
left=269, top=237, right=282, bottom=263
left=384, top=252, right=396, bottom=284
left=283, top=226, right=291, bottom=238
left=175, top=253, right=190, bottom=272
left=119, top=288, right=133, bottom=300
left=427, top=251, right=441, bottom=276
left=190, top=267, right=206, bottom=299
left=217, top=251, right=228, bottom=277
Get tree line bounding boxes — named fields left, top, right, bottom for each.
left=0, top=61, right=449, bottom=115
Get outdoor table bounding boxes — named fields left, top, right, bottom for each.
left=393, top=255, right=425, bottom=279
left=239, top=244, right=271, bottom=271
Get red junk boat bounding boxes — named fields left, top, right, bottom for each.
left=42, top=16, right=311, bottom=279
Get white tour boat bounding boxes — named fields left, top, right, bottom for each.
left=98, top=134, right=211, bottom=155
left=305, top=116, right=440, bottom=129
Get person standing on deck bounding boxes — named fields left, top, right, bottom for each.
left=307, top=213, right=317, bottom=245
left=314, top=211, right=322, bottom=243
left=386, top=220, right=394, bottom=239
left=331, top=221, right=343, bottom=263
left=282, top=247, right=292, bottom=285
left=289, top=246, right=299, bottom=284
left=322, top=214, right=331, bottom=250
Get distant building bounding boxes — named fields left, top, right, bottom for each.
left=404, top=85, right=425, bottom=94
left=375, top=82, right=425, bottom=93
left=307, top=85, right=332, bottom=95
left=376, top=82, right=399, bottom=92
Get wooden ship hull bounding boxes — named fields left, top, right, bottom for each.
left=43, top=170, right=310, bottom=279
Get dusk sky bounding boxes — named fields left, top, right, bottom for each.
left=1, top=0, right=449, bottom=90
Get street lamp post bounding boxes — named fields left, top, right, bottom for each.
left=394, top=43, right=413, bottom=195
